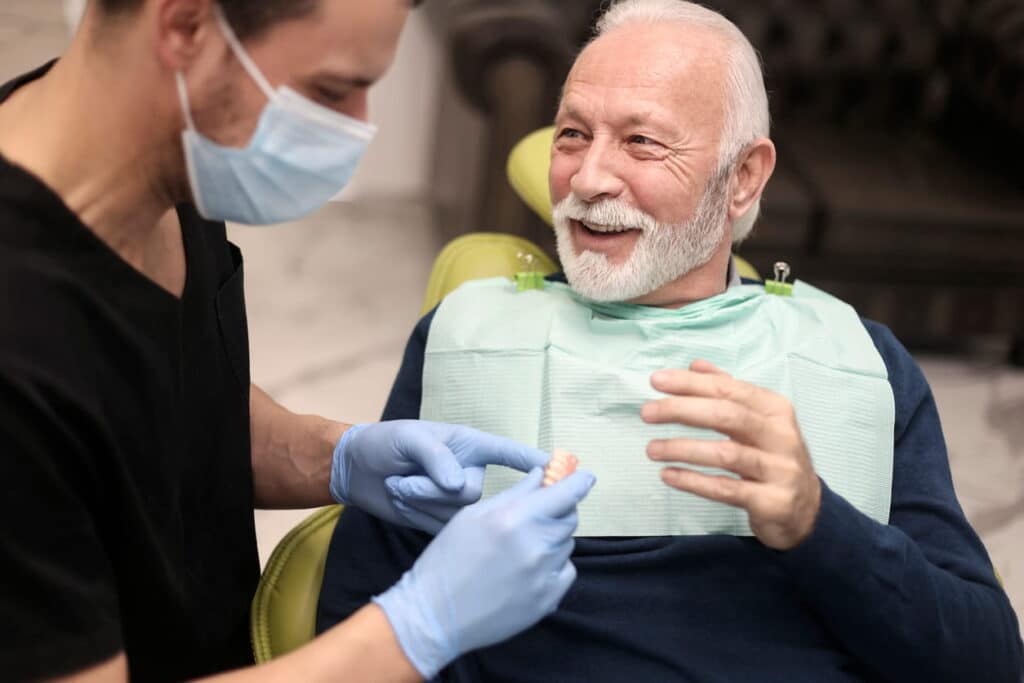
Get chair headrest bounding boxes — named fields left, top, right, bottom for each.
left=507, top=126, right=556, bottom=227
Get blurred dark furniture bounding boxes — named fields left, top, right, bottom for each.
left=440, top=0, right=1024, bottom=360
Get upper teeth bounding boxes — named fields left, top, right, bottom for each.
left=583, top=222, right=632, bottom=233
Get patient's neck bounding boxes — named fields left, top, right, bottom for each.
left=626, top=244, right=732, bottom=309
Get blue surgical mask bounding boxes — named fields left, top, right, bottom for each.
left=176, top=7, right=377, bottom=225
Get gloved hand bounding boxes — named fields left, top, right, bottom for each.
left=329, top=420, right=550, bottom=532
left=373, top=467, right=596, bottom=679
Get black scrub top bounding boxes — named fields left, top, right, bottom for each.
left=0, top=64, right=260, bottom=681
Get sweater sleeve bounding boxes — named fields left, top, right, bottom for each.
left=776, top=321, right=1023, bottom=682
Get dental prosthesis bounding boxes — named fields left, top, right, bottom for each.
left=543, top=448, right=579, bottom=487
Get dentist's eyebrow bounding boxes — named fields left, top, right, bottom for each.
left=315, top=71, right=376, bottom=89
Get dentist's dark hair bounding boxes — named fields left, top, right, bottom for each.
left=96, top=0, right=423, bottom=41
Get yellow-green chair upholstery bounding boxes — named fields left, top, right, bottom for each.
left=507, top=126, right=762, bottom=282
left=507, top=127, right=557, bottom=227
left=251, top=506, right=342, bottom=663
left=420, top=232, right=557, bottom=315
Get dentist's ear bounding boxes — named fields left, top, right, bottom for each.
left=155, top=0, right=220, bottom=73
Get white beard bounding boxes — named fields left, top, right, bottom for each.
left=552, top=172, right=731, bottom=302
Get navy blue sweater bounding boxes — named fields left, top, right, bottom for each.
left=318, top=277, right=1022, bottom=682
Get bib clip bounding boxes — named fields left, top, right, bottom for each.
left=514, top=252, right=546, bottom=292
left=765, top=261, right=793, bottom=296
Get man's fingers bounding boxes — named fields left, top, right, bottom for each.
left=523, top=470, right=596, bottom=519
left=659, top=466, right=756, bottom=509
left=647, top=438, right=771, bottom=482
left=649, top=366, right=787, bottom=416
left=455, top=430, right=550, bottom=472
left=689, top=359, right=727, bottom=375
left=641, top=396, right=768, bottom=445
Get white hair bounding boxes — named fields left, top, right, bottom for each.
left=592, top=0, right=770, bottom=243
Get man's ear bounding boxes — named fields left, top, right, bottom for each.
left=153, top=0, right=218, bottom=72
left=728, top=138, right=776, bottom=222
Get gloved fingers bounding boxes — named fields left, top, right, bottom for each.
left=397, top=498, right=465, bottom=527
left=543, top=536, right=576, bottom=572
left=544, top=561, right=578, bottom=612
left=522, top=470, right=596, bottom=519
left=387, top=476, right=449, bottom=503
left=395, top=424, right=466, bottom=492
left=393, top=499, right=446, bottom=535
left=453, top=429, right=550, bottom=472
left=480, top=467, right=545, bottom=509
left=543, top=511, right=579, bottom=544
left=389, top=467, right=484, bottom=505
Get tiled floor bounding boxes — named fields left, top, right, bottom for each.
left=5, top=0, right=1023, bottom=644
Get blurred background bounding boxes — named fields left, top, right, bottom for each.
left=2, top=0, right=1022, bottom=622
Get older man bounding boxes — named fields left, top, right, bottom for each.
left=318, top=1, right=1023, bottom=681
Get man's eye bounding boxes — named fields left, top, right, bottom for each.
left=629, top=135, right=656, bottom=145
left=558, top=128, right=584, bottom=139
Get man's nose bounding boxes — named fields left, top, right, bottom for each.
left=570, top=139, right=625, bottom=203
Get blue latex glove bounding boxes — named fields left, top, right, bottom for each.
left=373, top=467, right=596, bottom=679
left=329, top=420, right=550, bottom=532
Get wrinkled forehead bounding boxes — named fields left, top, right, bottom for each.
left=559, top=23, right=729, bottom=134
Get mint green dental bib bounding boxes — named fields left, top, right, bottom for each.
left=421, top=278, right=895, bottom=536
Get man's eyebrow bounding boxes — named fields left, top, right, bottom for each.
left=556, top=104, right=587, bottom=122
left=621, top=110, right=677, bottom=134
left=557, top=105, right=673, bottom=133
left=621, top=109, right=673, bottom=126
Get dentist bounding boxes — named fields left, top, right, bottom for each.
left=0, top=1, right=594, bottom=681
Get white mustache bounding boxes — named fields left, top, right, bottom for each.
left=553, top=195, right=659, bottom=234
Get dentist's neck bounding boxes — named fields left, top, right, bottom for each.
left=0, top=14, right=184, bottom=259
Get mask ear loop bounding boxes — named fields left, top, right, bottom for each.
left=175, top=72, right=198, bottom=132
left=213, top=4, right=277, bottom=102
left=174, top=5, right=274, bottom=132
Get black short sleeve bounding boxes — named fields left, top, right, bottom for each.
left=0, top=366, right=122, bottom=680
left=0, top=66, right=259, bottom=681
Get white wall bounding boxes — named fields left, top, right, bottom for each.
left=337, top=9, right=446, bottom=202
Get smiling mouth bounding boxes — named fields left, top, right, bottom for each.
left=575, top=219, right=642, bottom=236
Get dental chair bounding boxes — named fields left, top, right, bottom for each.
left=249, top=127, right=760, bottom=662
left=249, top=238, right=557, bottom=662
left=250, top=235, right=557, bottom=663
